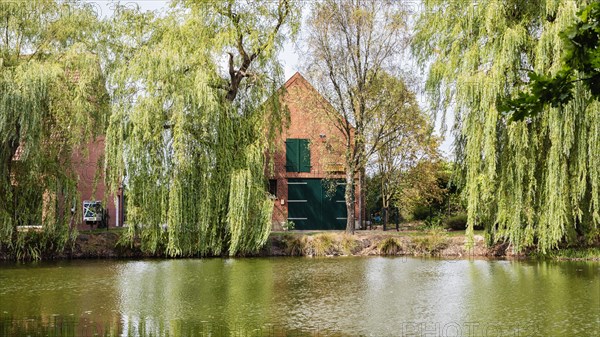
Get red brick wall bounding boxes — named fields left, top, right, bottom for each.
left=71, top=136, right=120, bottom=229
left=269, top=73, right=362, bottom=229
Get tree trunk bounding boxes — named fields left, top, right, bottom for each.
left=383, top=207, right=388, bottom=231
left=380, top=171, right=387, bottom=231
left=358, top=169, right=364, bottom=230
left=345, top=169, right=355, bottom=234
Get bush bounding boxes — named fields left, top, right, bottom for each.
left=340, top=234, right=359, bottom=255
left=378, top=237, right=402, bottom=255
left=412, top=205, right=432, bottom=220
left=445, top=214, right=468, bottom=230
left=280, top=233, right=360, bottom=256
left=282, top=220, right=295, bottom=231
left=281, top=235, right=305, bottom=256
left=9, top=229, right=74, bottom=261
left=305, top=233, right=336, bottom=256
left=412, top=227, right=448, bottom=254
left=444, top=213, right=484, bottom=231
left=424, top=214, right=443, bottom=228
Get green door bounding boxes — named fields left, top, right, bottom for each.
left=287, top=179, right=321, bottom=230
left=322, top=182, right=347, bottom=230
left=287, top=179, right=347, bottom=230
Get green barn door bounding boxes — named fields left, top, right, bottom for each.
left=321, top=181, right=347, bottom=230
left=287, top=179, right=347, bottom=230
left=287, top=179, right=321, bottom=230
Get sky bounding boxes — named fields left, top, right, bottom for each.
left=89, top=0, right=453, bottom=157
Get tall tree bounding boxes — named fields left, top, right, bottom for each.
left=366, top=73, right=440, bottom=227
left=304, top=0, right=409, bottom=233
left=104, top=0, right=300, bottom=256
left=413, top=0, right=600, bottom=252
left=0, top=0, right=108, bottom=257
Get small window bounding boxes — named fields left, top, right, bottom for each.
left=268, top=179, right=278, bottom=197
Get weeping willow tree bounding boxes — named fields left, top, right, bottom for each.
left=104, top=1, right=300, bottom=256
left=0, top=1, right=108, bottom=258
left=413, top=0, right=600, bottom=252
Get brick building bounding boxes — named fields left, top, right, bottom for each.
left=11, top=136, right=121, bottom=230
left=269, top=72, right=362, bottom=230
left=69, top=72, right=361, bottom=231
left=71, top=136, right=123, bottom=229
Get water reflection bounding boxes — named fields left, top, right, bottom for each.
left=0, top=257, right=598, bottom=336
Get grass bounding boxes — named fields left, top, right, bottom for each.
left=339, top=234, right=359, bottom=255
left=271, top=224, right=597, bottom=259
left=278, top=232, right=362, bottom=256
left=378, top=237, right=402, bottom=255
left=305, top=233, right=336, bottom=256
left=270, top=225, right=483, bottom=257
left=411, top=226, right=449, bottom=255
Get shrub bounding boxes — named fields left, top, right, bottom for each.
left=281, top=235, right=305, bottom=256
left=282, top=220, right=295, bottom=231
left=424, top=214, right=443, bottom=228
left=445, top=214, right=468, bottom=230
left=412, top=205, right=432, bottom=220
left=9, top=229, right=74, bottom=261
left=339, top=234, right=359, bottom=255
left=412, top=227, right=448, bottom=254
left=378, top=237, right=402, bottom=255
left=305, top=233, right=336, bottom=256
left=444, top=213, right=483, bottom=231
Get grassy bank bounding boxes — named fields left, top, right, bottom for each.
left=1, top=228, right=599, bottom=261
left=269, top=228, right=477, bottom=257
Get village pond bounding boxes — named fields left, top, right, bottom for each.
left=0, top=257, right=598, bottom=336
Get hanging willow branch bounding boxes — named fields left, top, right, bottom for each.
left=104, top=0, right=299, bottom=256
left=413, top=0, right=600, bottom=252
left=0, top=1, right=108, bottom=259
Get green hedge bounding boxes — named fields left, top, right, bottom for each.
left=444, top=213, right=483, bottom=231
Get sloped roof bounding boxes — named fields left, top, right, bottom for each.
left=282, top=71, right=354, bottom=130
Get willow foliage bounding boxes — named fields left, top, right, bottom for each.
left=104, top=1, right=299, bottom=256
left=0, top=0, right=108, bottom=257
left=413, top=0, right=600, bottom=252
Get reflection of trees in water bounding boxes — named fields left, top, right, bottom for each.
left=113, top=258, right=355, bottom=336
left=269, top=258, right=367, bottom=334
left=1, top=259, right=598, bottom=336
left=0, top=315, right=120, bottom=337
left=464, top=259, right=600, bottom=336
left=116, top=259, right=278, bottom=336
left=0, top=260, right=122, bottom=336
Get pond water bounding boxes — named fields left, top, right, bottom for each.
left=0, top=257, right=598, bottom=336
